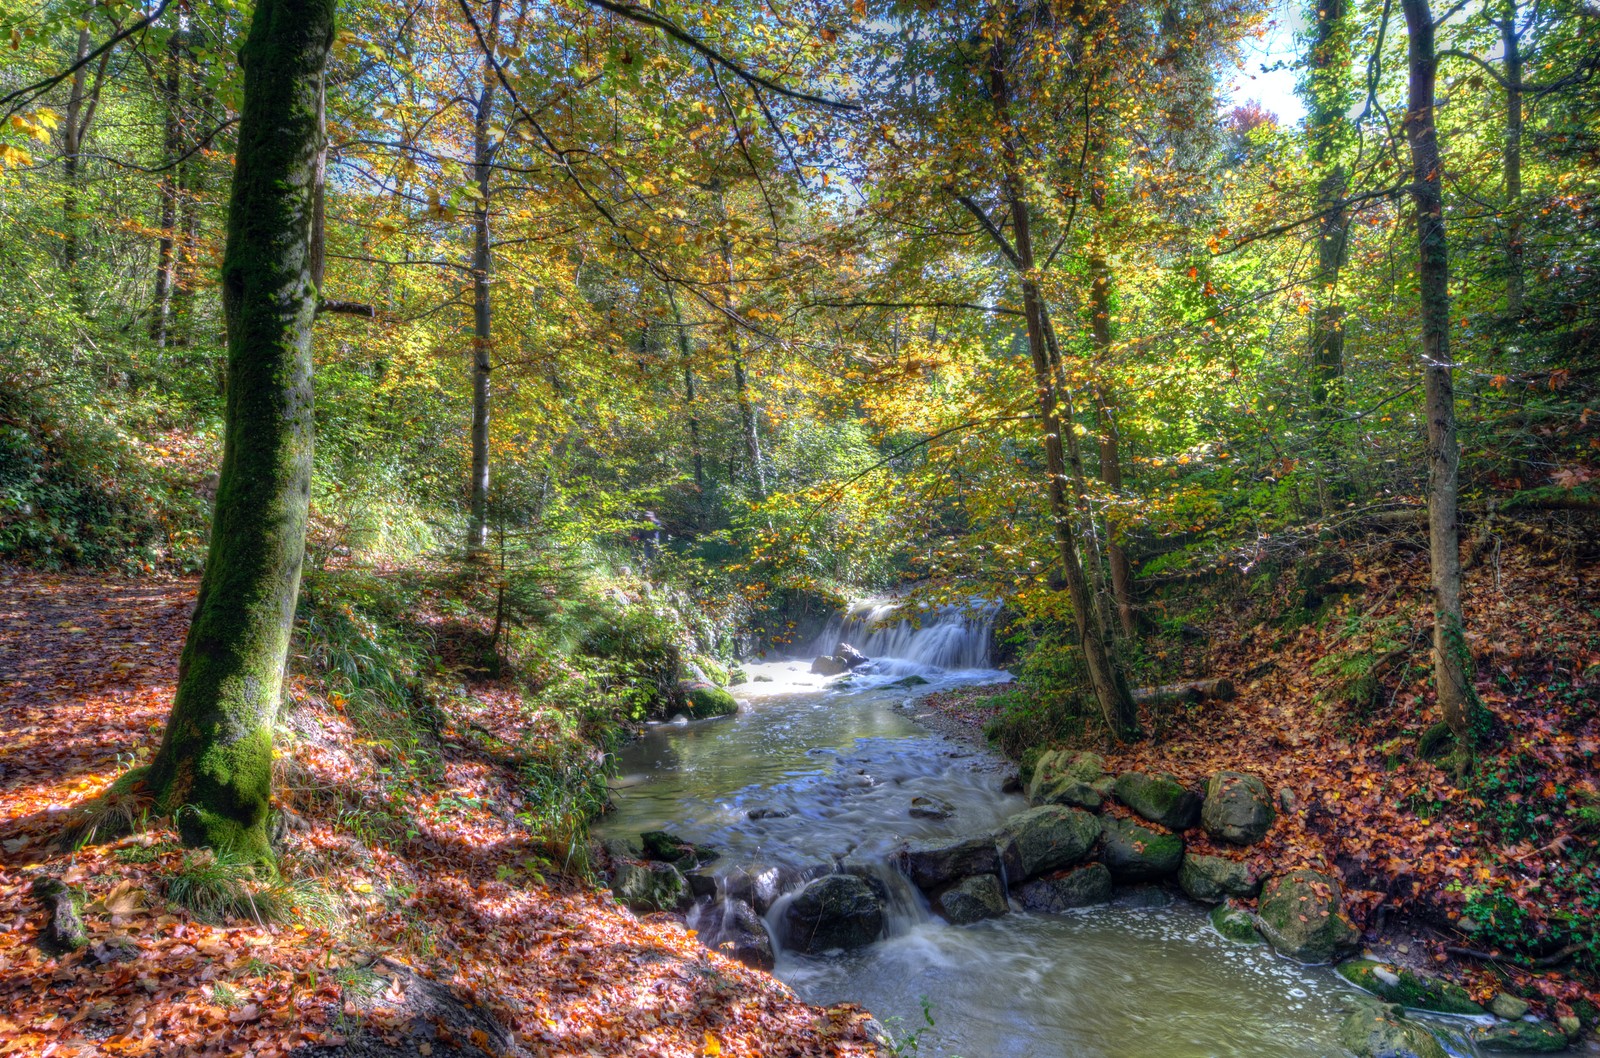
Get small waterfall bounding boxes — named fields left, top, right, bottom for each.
left=809, top=597, right=997, bottom=670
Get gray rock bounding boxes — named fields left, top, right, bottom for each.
left=1015, top=863, right=1113, bottom=912
left=997, top=805, right=1100, bottom=881
left=1114, top=772, right=1202, bottom=830
left=611, top=861, right=686, bottom=913
left=1255, top=868, right=1360, bottom=963
left=640, top=830, right=717, bottom=871
left=1099, top=816, right=1184, bottom=881
left=783, top=874, right=884, bottom=953
left=835, top=643, right=870, bottom=668
left=1339, top=997, right=1449, bottom=1058
left=937, top=874, right=1008, bottom=924
left=1471, top=1020, right=1570, bottom=1053
left=1201, top=771, right=1277, bottom=845
left=810, top=655, right=850, bottom=676
left=909, top=795, right=955, bottom=820
left=1491, top=994, right=1532, bottom=1020
left=600, top=834, right=642, bottom=862
left=1117, top=884, right=1176, bottom=909
left=1026, top=750, right=1108, bottom=806
left=1178, top=853, right=1262, bottom=903
left=897, top=834, right=1000, bottom=892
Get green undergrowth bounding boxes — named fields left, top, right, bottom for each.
left=164, top=848, right=342, bottom=927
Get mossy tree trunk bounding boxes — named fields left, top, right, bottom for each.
left=140, top=0, right=335, bottom=860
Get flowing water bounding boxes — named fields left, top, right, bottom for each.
left=599, top=604, right=1485, bottom=1058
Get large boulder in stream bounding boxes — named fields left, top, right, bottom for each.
left=936, top=874, right=1008, bottom=924
left=1178, top=853, right=1262, bottom=903
left=998, top=805, right=1100, bottom=881
left=896, top=834, right=1000, bottom=892
left=1255, top=868, right=1360, bottom=963
left=1015, top=863, right=1113, bottom=913
left=1114, top=772, right=1202, bottom=830
left=783, top=874, right=884, bottom=954
left=1098, top=816, right=1184, bottom=881
left=611, top=861, right=687, bottom=913
left=1026, top=750, right=1113, bottom=809
left=835, top=643, right=870, bottom=668
left=1338, top=997, right=1449, bottom=1058
left=1200, top=771, right=1277, bottom=845
left=810, top=655, right=850, bottom=676
left=640, top=830, right=718, bottom=872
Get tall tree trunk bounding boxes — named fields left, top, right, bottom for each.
left=668, top=289, right=706, bottom=513
left=1307, top=0, right=1352, bottom=500
left=985, top=50, right=1134, bottom=739
left=1402, top=0, right=1476, bottom=768
left=720, top=235, right=766, bottom=502
left=1086, top=226, right=1137, bottom=636
left=150, top=32, right=184, bottom=347
left=173, top=27, right=209, bottom=350
left=61, top=28, right=92, bottom=286
left=140, top=0, right=335, bottom=859
left=1499, top=3, right=1524, bottom=318
left=466, top=7, right=501, bottom=554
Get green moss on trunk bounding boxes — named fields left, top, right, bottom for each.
left=140, top=0, right=335, bottom=863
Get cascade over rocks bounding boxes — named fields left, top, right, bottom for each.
left=1114, top=772, right=1202, bottom=830
left=1098, top=816, right=1184, bottom=881
left=936, top=874, right=1009, bottom=924
left=997, top=805, right=1100, bottom=881
left=1178, top=853, right=1262, bottom=903
left=897, top=834, right=1001, bottom=892
left=1016, top=863, right=1114, bottom=912
left=783, top=874, right=885, bottom=954
left=693, top=898, right=775, bottom=971
left=1255, top=868, right=1360, bottom=963
left=1201, top=771, right=1277, bottom=845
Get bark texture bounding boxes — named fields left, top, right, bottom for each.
left=141, top=0, right=335, bottom=859
left=466, top=2, right=502, bottom=554
left=1402, top=0, right=1475, bottom=767
left=1307, top=0, right=1352, bottom=439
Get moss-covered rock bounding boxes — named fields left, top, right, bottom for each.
left=611, top=861, right=686, bottom=913
left=1178, top=853, right=1262, bottom=903
left=998, top=805, right=1100, bottom=881
left=936, top=874, right=1008, bottom=924
left=1200, top=771, right=1277, bottom=845
left=1016, top=863, right=1114, bottom=913
left=1337, top=960, right=1486, bottom=1016
left=640, top=830, right=717, bottom=871
left=1209, top=903, right=1263, bottom=944
left=1026, top=750, right=1109, bottom=807
left=897, top=834, right=1000, bottom=892
left=1255, top=868, right=1359, bottom=963
left=1099, top=816, right=1184, bottom=881
left=1338, top=998, right=1449, bottom=1058
left=1471, top=1020, right=1571, bottom=1053
left=1114, top=772, right=1202, bottom=830
left=683, top=683, right=738, bottom=719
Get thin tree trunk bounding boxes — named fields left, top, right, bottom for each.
left=139, top=0, right=335, bottom=859
left=1307, top=0, right=1351, bottom=502
left=985, top=49, right=1136, bottom=740
left=1402, top=0, right=1475, bottom=768
left=1499, top=4, right=1524, bottom=318
left=466, top=4, right=501, bottom=554
left=1086, top=230, right=1137, bottom=636
left=668, top=289, right=706, bottom=508
left=720, top=235, right=766, bottom=502
left=61, top=29, right=92, bottom=285
left=174, top=28, right=209, bottom=350
left=150, top=31, right=184, bottom=347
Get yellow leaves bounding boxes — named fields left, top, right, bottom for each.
left=702, top=1033, right=722, bottom=1055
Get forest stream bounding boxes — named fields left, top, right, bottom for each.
left=598, top=609, right=1498, bottom=1058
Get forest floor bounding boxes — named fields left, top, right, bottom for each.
left=920, top=538, right=1600, bottom=1031
left=0, top=568, right=879, bottom=1058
